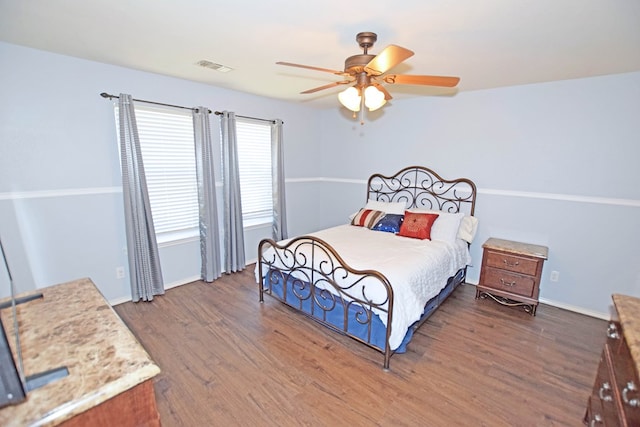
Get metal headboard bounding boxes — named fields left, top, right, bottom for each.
left=367, top=166, right=477, bottom=216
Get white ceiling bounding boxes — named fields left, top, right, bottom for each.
left=1, top=0, right=639, bottom=108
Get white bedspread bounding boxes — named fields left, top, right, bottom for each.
left=258, top=224, right=471, bottom=350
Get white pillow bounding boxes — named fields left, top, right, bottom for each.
left=364, top=199, right=407, bottom=215
left=408, top=208, right=464, bottom=244
left=457, top=215, right=479, bottom=243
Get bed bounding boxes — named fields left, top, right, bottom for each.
left=257, top=166, right=477, bottom=370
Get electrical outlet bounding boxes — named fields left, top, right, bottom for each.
left=116, top=266, right=125, bottom=279
left=550, top=271, right=560, bottom=282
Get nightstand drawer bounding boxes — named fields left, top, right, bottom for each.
left=484, top=251, right=539, bottom=276
left=482, top=267, right=535, bottom=297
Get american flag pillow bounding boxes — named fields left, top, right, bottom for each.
left=350, top=208, right=385, bottom=229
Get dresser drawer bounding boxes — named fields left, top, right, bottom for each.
left=584, top=396, right=620, bottom=427
left=607, top=336, right=640, bottom=423
left=484, top=251, right=539, bottom=276
left=482, top=266, right=535, bottom=297
left=591, top=351, right=620, bottom=423
left=585, top=395, right=619, bottom=427
left=584, top=295, right=640, bottom=427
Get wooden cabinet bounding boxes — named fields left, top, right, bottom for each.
left=476, top=238, right=548, bottom=315
left=0, top=278, right=161, bottom=426
left=584, top=296, right=640, bottom=426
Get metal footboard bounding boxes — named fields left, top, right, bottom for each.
left=258, top=235, right=396, bottom=370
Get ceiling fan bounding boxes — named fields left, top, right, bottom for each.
left=276, top=32, right=460, bottom=118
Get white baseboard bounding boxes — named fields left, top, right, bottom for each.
left=109, top=275, right=201, bottom=306
left=109, top=296, right=131, bottom=306
left=111, top=275, right=610, bottom=321
left=537, top=297, right=609, bottom=320
left=463, top=282, right=609, bottom=320
left=165, top=275, right=201, bottom=290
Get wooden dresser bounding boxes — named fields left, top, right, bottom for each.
left=584, top=294, right=640, bottom=426
left=476, top=238, right=548, bottom=315
left=0, top=278, right=161, bottom=426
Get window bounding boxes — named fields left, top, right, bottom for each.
left=115, top=107, right=273, bottom=240
left=116, top=105, right=199, bottom=243
left=235, top=118, right=273, bottom=227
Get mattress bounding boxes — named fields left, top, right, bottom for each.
left=258, top=224, right=471, bottom=350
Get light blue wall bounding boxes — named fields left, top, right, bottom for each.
left=2, top=40, right=639, bottom=318
left=316, top=72, right=640, bottom=317
left=0, top=41, right=322, bottom=302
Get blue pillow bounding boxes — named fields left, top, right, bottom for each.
left=371, top=214, right=404, bottom=233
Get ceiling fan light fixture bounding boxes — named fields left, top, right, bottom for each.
left=364, top=85, right=386, bottom=111
left=338, top=86, right=361, bottom=112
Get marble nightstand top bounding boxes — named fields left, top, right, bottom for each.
left=0, top=277, right=160, bottom=426
left=612, top=293, right=640, bottom=378
left=482, top=237, right=549, bottom=259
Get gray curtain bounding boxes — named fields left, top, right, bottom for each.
left=118, top=94, right=164, bottom=302
left=220, top=111, right=246, bottom=273
left=193, top=107, right=222, bottom=282
left=271, top=119, right=288, bottom=241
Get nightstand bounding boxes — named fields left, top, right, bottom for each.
left=476, top=237, right=548, bottom=315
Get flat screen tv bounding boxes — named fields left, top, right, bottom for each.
left=0, top=238, right=26, bottom=408
left=0, top=238, right=68, bottom=409
left=0, top=319, right=26, bottom=407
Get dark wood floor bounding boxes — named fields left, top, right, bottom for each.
left=114, top=266, right=606, bottom=426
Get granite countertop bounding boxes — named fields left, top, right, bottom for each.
left=483, top=237, right=549, bottom=260
left=0, top=278, right=160, bottom=426
left=612, top=293, right=640, bottom=378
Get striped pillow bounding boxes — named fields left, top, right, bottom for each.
left=350, top=209, right=385, bottom=229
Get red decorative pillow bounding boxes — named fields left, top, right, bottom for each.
left=351, top=209, right=385, bottom=229
left=397, top=211, right=440, bottom=240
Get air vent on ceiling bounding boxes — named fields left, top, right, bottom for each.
left=196, top=60, right=233, bottom=73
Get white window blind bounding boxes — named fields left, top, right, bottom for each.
left=116, top=105, right=199, bottom=242
left=236, top=119, right=273, bottom=226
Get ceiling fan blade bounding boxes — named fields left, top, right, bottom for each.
left=364, top=45, right=414, bottom=76
left=300, top=81, right=351, bottom=94
left=372, top=83, right=393, bottom=100
left=383, top=74, right=460, bottom=87
left=276, top=61, right=347, bottom=76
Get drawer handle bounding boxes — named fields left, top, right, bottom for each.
left=606, top=323, right=620, bottom=339
left=589, top=414, right=603, bottom=426
left=503, top=259, right=519, bottom=267
left=598, top=382, right=613, bottom=402
left=499, top=278, right=516, bottom=287
left=623, top=381, right=639, bottom=407
left=589, top=414, right=602, bottom=427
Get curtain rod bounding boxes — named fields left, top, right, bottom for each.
left=100, top=92, right=211, bottom=114
left=213, top=111, right=279, bottom=124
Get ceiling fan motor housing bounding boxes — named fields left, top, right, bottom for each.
left=344, top=54, right=376, bottom=75
left=343, top=31, right=378, bottom=75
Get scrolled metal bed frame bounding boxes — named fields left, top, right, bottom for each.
left=258, top=166, right=477, bottom=370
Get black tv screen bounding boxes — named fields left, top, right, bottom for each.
left=0, top=316, right=26, bottom=408
left=0, top=238, right=26, bottom=408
